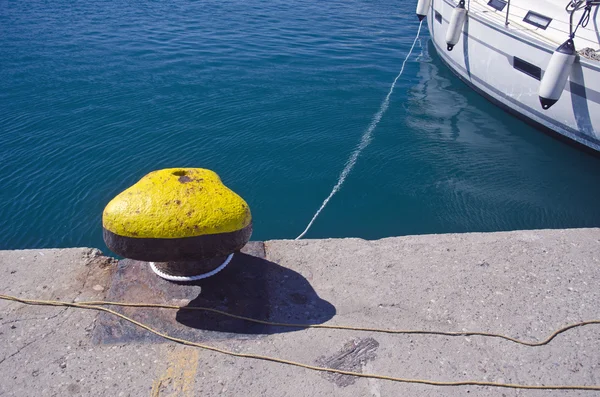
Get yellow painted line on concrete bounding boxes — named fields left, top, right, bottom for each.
left=151, top=346, right=199, bottom=397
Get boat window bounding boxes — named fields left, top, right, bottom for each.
left=435, top=10, right=442, bottom=23
left=513, top=57, right=542, bottom=80
left=523, top=11, right=552, bottom=29
left=487, top=0, right=507, bottom=11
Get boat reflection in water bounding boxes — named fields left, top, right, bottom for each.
left=403, top=39, right=600, bottom=233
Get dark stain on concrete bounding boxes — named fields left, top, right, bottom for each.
left=92, top=242, right=336, bottom=344
left=317, top=337, right=379, bottom=387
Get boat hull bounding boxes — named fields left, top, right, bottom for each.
left=426, top=0, right=600, bottom=153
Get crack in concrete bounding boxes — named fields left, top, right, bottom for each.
left=0, top=309, right=67, bottom=327
left=80, top=264, right=94, bottom=293
left=0, top=322, right=63, bottom=367
left=0, top=254, right=110, bottom=367
left=0, top=339, right=37, bottom=366
left=0, top=307, right=74, bottom=367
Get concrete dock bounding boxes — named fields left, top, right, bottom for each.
left=1, top=228, right=599, bottom=396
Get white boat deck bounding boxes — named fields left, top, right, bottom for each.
left=467, top=0, right=600, bottom=51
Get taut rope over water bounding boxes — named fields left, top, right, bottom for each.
left=296, top=21, right=424, bottom=240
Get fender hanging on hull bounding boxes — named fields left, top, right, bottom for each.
left=416, top=0, right=431, bottom=21
left=539, top=38, right=576, bottom=110
left=446, top=0, right=467, bottom=51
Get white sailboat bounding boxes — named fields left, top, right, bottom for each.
left=416, top=0, right=600, bottom=152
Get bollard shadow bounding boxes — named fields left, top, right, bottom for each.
left=175, top=251, right=336, bottom=335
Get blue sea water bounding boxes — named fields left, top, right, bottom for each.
left=1, top=0, right=600, bottom=252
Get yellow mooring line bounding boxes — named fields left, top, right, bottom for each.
left=1, top=293, right=600, bottom=391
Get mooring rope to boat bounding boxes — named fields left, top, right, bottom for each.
left=296, top=21, right=424, bottom=240
left=2, top=293, right=600, bottom=391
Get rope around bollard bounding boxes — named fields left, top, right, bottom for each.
left=149, top=253, right=234, bottom=282
left=1, top=293, right=600, bottom=391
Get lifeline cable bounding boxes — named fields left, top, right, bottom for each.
left=296, top=21, right=424, bottom=240
left=2, top=293, right=600, bottom=391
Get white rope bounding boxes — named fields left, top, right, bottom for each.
left=296, top=21, right=424, bottom=240
left=149, top=253, right=234, bottom=282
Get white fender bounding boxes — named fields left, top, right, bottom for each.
left=539, top=39, right=576, bottom=110
left=416, top=0, right=431, bottom=21
left=445, top=0, right=467, bottom=51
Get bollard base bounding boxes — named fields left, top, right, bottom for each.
left=149, top=254, right=233, bottom=282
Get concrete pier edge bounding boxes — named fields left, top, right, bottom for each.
left=1, top=228, right=599, bottom=396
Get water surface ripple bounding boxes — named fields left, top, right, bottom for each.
left=1, top=0, right=600, bottom=250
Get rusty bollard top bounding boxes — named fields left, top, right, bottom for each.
left=102, top=168, right=252, bottom=263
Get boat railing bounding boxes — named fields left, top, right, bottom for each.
left=475, top=0, right=600, bottom=48
left=505, top=0, right=511, bottom=26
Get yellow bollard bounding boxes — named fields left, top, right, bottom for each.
left=102, top=168, right=252, bottom=281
